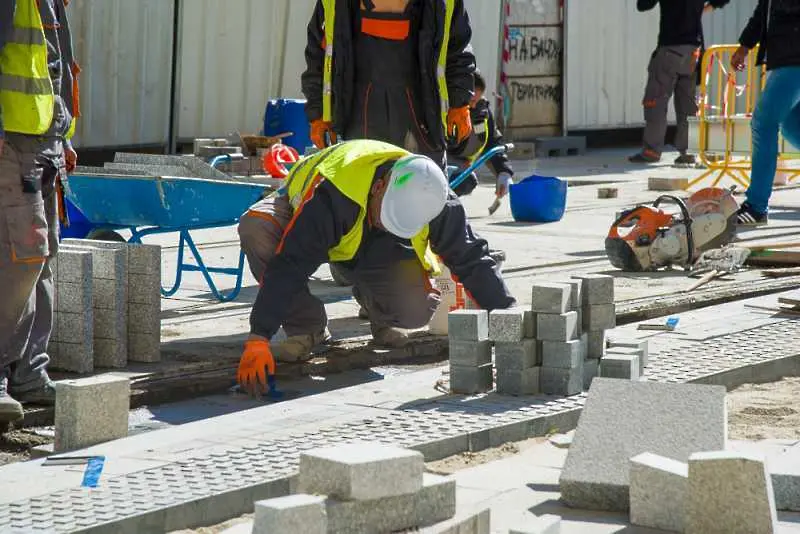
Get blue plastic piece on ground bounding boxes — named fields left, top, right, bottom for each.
left=264, top=99, right=312, bottom=154
left=666, top=317, right=680, bottom=329
left=81, top=456, right=105, bottom=488
left=509, top=174, right=568, bottom=223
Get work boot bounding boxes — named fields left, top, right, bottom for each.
left=674, top=153, right=697, bottom=166
left=628, top=150, right=660, bottom=164
left=0, top=369, right=24, bottom=424
left=370, top=323, right=409, bottom=348
left=273, top=329, right=331, bottom=363
left=358, top=307, right=369, bottom=320
left=13, top=380, right=57, bottom=406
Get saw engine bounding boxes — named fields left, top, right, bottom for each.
left=605, top=187, right=739, bottom=271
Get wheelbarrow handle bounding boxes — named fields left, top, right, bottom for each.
left=208, top=153, right=246, bottom=170
left=449, top=143, right=515, bottom=190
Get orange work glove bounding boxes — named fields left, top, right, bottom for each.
left=446, top=106, right=472, bottom=145
left=237, top=338, right=276, bottom=396
left=310, top=119, right=337, bottom=149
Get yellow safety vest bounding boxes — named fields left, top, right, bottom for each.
left=285, top=140, right=440, bottom=274
left=320, top=0, right=455, bottom=132
left=0, top=0, right=55, bottom=136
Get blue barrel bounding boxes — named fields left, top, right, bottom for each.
left=509, top=175, right=568, bottom=223
left=263, top=99, right=312, bottom=154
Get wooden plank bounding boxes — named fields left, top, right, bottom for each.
left=777, top=296, right=800, bottom=307
left=746, top=250, right=800, bottom=267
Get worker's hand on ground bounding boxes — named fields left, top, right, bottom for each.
left=65, top=146, right=78, bottom=173
left=731, top=46, right=748, bottom=72
left=496, top=172, right=514, bottom=198
left=310, top=119, right=337, bottom=149
left=447, top=106, right=472, bottom=145
left=237, top=337, right=276, bottom=396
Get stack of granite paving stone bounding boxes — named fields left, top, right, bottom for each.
left=447, top=309, right=494, bottom=394
left=49, top=240, right=161, bottom=373
left=571, top=274, right=617, bottom=386
left=491, top=308, right=539, bottom=395
left=248, top=443, right=488, bottom=534
left=534, top=282, right=584, bottom=396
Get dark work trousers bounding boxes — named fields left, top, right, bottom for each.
left=0, top=134, right=63, bottom=393
left=343, top=14, right=445, bottom=168
left=642, top=45, right=699, bottom=156
left=238, top=194, right=439, bottom=336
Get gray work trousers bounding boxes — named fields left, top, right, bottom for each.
left=0, top=134, right=63, bottom=393
left=237, top=194, right=439, bottom=337
left=642, top=45, right=699, bottom=155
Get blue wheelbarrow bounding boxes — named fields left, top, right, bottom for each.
left=61, top=170, right=267, bottom=302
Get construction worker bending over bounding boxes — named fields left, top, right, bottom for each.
left=302, top=0, right=476, bottom=168
left=0, top=0, right=80, bottom=425
left=448, top=71, right=515, bottom=198
left=629, top=0, right=729, bottom=164
left=237, top=140, right=515, bottom=376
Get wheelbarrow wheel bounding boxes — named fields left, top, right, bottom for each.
left=86, top=229, right=126, bottom=242
left=329, top=264, right=353, bottom=287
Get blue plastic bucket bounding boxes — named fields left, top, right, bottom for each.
left=509, top=175, right=567, bottom=223
left=263, top=99, right=312, bottom=154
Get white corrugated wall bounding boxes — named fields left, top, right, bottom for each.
left=565, top=0, right=758, bottom=131
left=69, top=0, right=175, bottom=148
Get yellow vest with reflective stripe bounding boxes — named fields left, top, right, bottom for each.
left=285, top=140, right=440, bottom=273
left=0, top=0, right=55, bottom=136
left=320, top=0, right=455, bottom=133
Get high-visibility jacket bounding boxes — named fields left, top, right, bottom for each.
left=0, top=0, right=78, bottom=138
left=284, top=139, right=439, bottom=273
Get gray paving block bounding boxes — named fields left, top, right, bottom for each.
left=630, top=452, right=688, bottom=533
left=534, top=135, right=586, bottom=157
left=448, top=310, right=489, bottom=341
left=578, top=332, right=588, bottom=360
left=128, top=302, right=161, bottom=335
left=128, top=332, right=161, bottom=363
left=496, top=367, right=540, bottom=396
left=687, top=451, right=777, bottom=534
left=556, top=279, right=583, bottom=311
left=540, top=366, right=582, bottom=397
left=55, top=280, right=92, bottom=313
left=575, top=308, right=583, bottom=336
left=49, top=342, right=93, bottom=374
left=55, top=312, right=93, bottom=346
left=448, top=340, right=492, bottom=367
left=587, top=330, right=608, bottom=359
left=600, top=353, right=640, bottom=380
left=495, top=340, right=538, bottom=370
left=56, top=249, right=92, bottom=283
left=325, top=473, right=455, bottom=533
left=582, top=358, right=599, bottom=391
left=583, top=304, right=616, bottom=331
left=129, top=273, right=161, bottom=304
left=541, top=340, right=582, bottom=369
left=536, top=311, right=578, bottom=342
left=94, top=305, right=127, bottom=340
left=54, top=374, right=130, bottom=452
left=252, top=494, right=326, bottom=534
left=127, top=243, right=161, bottom=275
left=489, top=308, right=525, bottom=342
left=531, top=283, right=571, bottom=314
left=298, top=442, right=424, bottom=501
left=61, top=241, right=127, bottom=281
left=771, top=445, right=800, bottom=511
left=94, top=337, right=127, bottom=369
left=608, top=338, right=650, bottom=368
left=94, top=278, right=126, bottom=310
left=524, top=310, right=536, bottom=339
left=450, top=363, right=493, bottom=394
left=421, top=507, right=490, bottom=534
left=559, top=379, right=726, bottom=511
left=572, top=274, right=614, bottom=305
left=509, top=513, right=562, bottom=534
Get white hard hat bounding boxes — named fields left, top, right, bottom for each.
left=380, top=155, right=449, bottom=239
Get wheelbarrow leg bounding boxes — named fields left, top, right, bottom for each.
left=182, top=230, right=244, bottom=302
left=160, top=231, right=186, bottom=298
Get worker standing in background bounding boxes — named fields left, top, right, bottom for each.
left=629, top=0, right=729, bottom=164
left=0, top=0, right=80, bottom=425
left=237, top=140, right=515, bottom=371
left=448, top=71, right=515, bottom=198
left=300, top=0, right=476, bottom=169
left=732, top=0, right=800, bottom=226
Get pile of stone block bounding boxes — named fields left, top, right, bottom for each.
left=534, top=281, right=583, bottom=396
left=50, top=240, right=161, bottom=373
left=448, top=310, right=493, bottom=394
left=603, top=337, right=649, bottom=381
left=491, top=308, right=538, bottom=396
left=251, top=443, right=476, bottom=533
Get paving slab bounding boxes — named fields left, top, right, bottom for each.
left=559, top=379, right=726, bottom=511
left=629, top=452, right=688, bottom=533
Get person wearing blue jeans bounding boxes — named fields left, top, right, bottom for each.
left=732, top=0, right=800, bottom=225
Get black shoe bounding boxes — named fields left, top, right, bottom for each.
left=674, top=153, right=696, bottom=165
left=0, top=368, right=23, bottom=423
left=358, top=307, right=369, bottom=320
left=736, top=202, right=768, bottom=227
left=13, top=380, right=56, bottom=406
left=628, top=151, right=661, bottom=163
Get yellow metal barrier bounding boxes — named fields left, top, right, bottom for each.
left=688, top=45, right=800, bottom=190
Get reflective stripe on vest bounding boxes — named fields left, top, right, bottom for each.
left=0, top=0, right=55, bottom=135
left=284, top=140, right=439, bottom=273
left=437, top=0, right=455, bottom=131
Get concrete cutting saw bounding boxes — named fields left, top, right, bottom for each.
left=605, top=187, right=739, bottom=271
